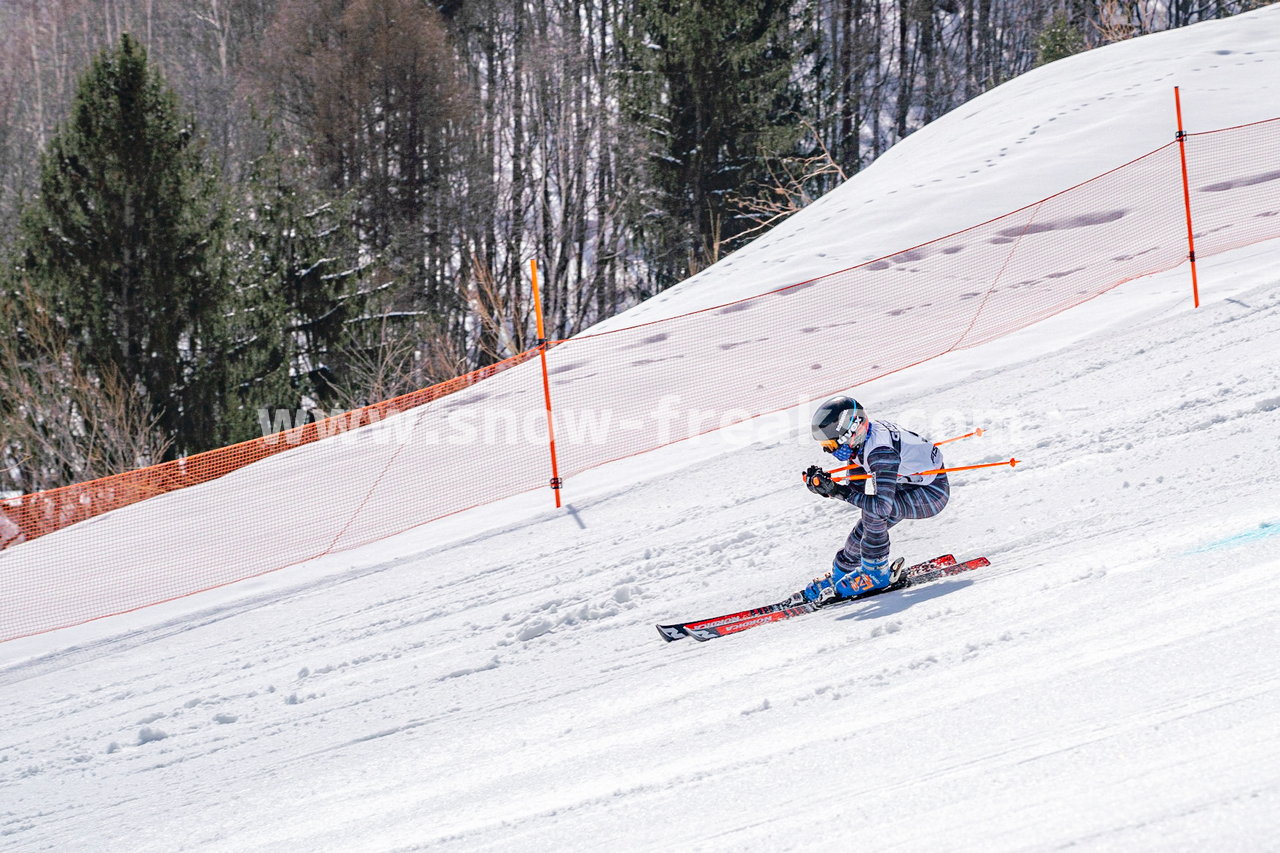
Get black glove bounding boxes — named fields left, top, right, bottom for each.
left=803, top=465, right=849, bottom=499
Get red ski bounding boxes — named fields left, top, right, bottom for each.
left=679, top=556, right=990, bottom=642
left=656, top=554, right=966, bottom=643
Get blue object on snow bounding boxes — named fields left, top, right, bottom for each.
left=801, top=573, right=835, bottom=603
left=1187, top=522, right=1280, bottom=554
left=833, top=557, right=892, bottom=597
left=803, top=557, right=894, bottom=602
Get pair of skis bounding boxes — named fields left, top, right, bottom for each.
left=656, top=554, right=989, bottom=643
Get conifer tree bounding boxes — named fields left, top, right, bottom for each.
left=1036, top=11, right=1087, bottom=66
left=19, top=34, right=227, bottom=454
left=222, top=131, right=367, bottom=444
left=621, top=0, right=803, bottom=289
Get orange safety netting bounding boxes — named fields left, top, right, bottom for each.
left=545, top=119, right=1280, bottom=478
left=1, top=118, right=1278, bottom=643
left=2, top=350, right=540, bottom=544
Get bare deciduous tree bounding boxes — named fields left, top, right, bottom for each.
left=0, top=285, right=173, bottom=494
left=729, top=122, right=849, bottom=245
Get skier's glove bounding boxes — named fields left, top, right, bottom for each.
left=803, top=465, right=849, bottom=499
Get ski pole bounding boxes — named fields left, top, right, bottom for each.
left=933, top=427, right=984, bottom=446
left=835, top=458, right=1020, bottom=483
left=826, top=427, right=987, bottom=476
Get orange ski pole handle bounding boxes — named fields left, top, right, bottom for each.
left=836, top=458, right=1020, bottom=483
left=826, top=428, right=986, bottom=476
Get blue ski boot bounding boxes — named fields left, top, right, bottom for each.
left=801, top=571, right=838, bottom=604
left=803, top=557, right=905, bottom=604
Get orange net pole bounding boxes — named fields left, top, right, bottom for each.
left=1175, top=86, right=1202, bottom=308
left=531, top=259, right=564, bottom=508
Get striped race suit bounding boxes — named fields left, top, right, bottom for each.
left=833, top=421, right=950, bottom=575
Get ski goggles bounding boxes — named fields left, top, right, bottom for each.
left=819, top=419, right=868, bottom=455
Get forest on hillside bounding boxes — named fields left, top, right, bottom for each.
left=0, top=0, right=1264, bottom=494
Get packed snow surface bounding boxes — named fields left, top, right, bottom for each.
left=3, top=8, right=1280, bottom=851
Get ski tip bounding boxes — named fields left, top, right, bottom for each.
left=656, top=624, right=686, bottom=642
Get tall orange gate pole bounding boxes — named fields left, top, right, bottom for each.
left=530, top=259, right=564, bottom=507
left=1174, top=86, right=1201, bottom=308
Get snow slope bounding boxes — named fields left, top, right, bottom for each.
left=591, top=4, right=1280, bottom=330
left=3, top=9, right=1280, bottom=852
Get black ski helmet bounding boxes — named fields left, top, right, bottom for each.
left=811, top=396, right=869, bottom=448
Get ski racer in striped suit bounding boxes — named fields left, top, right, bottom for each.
left=801, top=396, right=950, bottom=603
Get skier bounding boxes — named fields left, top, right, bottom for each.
left=800, top=396, right=949, bottom=603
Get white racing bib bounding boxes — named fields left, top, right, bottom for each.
left=858, top=421, right=943, bottom=485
